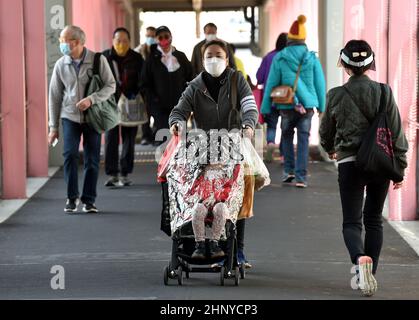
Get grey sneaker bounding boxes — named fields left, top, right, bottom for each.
left=105, top=176, right=122, bottom=187
left=120, top=176, right=133, bottom=187
left=357, top=256, right=378, bottom=297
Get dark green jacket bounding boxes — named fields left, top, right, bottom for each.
left=319, top=75, right=408, bottom=170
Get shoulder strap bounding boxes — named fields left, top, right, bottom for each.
left=343, top=83, right=387, bottom=125
left=230, top=71, right=238, bottom=111
left=93, top=53, right=102, bottom=75
left=378, top=83, right=387, bottom=113
left=293, top=64, right=303, bottom=93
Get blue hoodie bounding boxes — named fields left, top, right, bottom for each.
left=261, top=44, right=326, bottom=114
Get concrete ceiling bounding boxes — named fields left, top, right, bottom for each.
left=132, top=0, right=264, bottom=11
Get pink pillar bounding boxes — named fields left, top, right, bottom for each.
left=387, top=0, right=418, bottom=221
left=0, top=0, right=27, bottom=199
left=24, top=0, right=49, bottom=178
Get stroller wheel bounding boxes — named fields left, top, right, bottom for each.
left=164, top=266, right=169, bottom=286
left=240, top=263, right=246, bottom=280
left=220, top=266, right=225, bottom=286
left=235, top=267, right=240, bottom=286
left=177, top=266, right=183, bottom=286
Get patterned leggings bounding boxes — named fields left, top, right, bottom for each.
left=192, top=203, right=229, bottom=242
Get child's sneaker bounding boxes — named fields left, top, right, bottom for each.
left=357, top=256, right=377, bottom=297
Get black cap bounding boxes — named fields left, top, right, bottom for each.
left=156, top=26, right=171, bottom=36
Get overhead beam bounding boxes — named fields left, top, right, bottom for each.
left=132, top=0, right=263, bottom=12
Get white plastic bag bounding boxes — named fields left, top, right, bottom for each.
left=241, top=137, right=271, bottom=191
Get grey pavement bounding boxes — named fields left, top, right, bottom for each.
left=0, top=160, right=418, bottom=300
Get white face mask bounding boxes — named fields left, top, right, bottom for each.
left=204, top=57, right=227, bottom=77
left=205, top=34, right=217, bottom=42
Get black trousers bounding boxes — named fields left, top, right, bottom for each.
left=338, top=162, right=390, bottom=274
left=236, top=219, right=245, bottom=251
left=105, top=125, right=139, bottom=177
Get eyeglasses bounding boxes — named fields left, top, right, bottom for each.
left=157, top=34, right=171, bottom=41
left=59, top=37, right=76, bottom=43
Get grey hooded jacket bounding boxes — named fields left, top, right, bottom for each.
left=169, top=69, right=258, bottom=131
left=49, top=49, right=116, bottom=131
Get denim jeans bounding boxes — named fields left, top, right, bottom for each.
left=264, top=109, right=283, bottom=155
left=105, top=125, right=139, bottom=177
left=280, top=109, right=314, bottom=183
left=62, top=119, right=101, bottom=205
left=338, top=162, right=390, bottom=274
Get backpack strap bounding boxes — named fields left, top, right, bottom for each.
left=343, top=83, right=387, bottom=125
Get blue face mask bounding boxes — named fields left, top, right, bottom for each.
left=145, top=37, right=157, bottom=46
left=60, top=43, right=72, bottom=56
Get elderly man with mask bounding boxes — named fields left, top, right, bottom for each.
left=48, top=25, right=116, bottom=214
left=191, top=23, right=236, bottom=77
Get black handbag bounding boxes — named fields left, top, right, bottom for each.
left=344, top=84, right=404, bottom=182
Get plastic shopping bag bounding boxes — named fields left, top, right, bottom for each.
left=241, top=137, right=271, bottom=191
left=157, top=135, right=180, bottom=183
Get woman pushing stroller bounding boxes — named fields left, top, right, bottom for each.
left=169, top=39, right=259, bottom=262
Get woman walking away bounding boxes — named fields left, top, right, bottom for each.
left=319, top=40, right=408, bottom=297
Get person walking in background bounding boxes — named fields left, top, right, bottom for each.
left=191, top=23, right=236, bottom=77
left=135, top=26, right=157, bottom=146
left=320, top=40, right=408, bottom=297
left=256, top=33, right=288, bottom=163
left=135, top=26, right=157, bottom=61
left=140, top=26, right=193, bottom=146
left=103, top=28, right=144, bottom=188
left=48, top=25, right=116, bottom=213
left=261, top=15, right=326, bottom=188
left=230, top=44, right=247, bottom=80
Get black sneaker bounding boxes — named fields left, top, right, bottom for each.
left=83, top=203, right=99, bottom=214
left=65, top=199, right=79, bottom=213
left=209, top=241, right=225, bottom=259
left=120, top=176, right=133, bottom=187
left=282, top=174, right=295, bottom=183
left=192, top=241, right=206, bottom=259
left=140, top=138, right=151, bottom=146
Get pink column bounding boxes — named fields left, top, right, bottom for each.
left=24, top=0, right=49, bottom=178
left=0, top=0, right=27, bottom=199
left=387, top=0, right=418, bottom=221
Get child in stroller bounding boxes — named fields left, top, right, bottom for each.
left=160, top=134, right=246, bottom=286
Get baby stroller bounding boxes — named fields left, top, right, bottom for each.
left=159, top=133, right=247, bottom=286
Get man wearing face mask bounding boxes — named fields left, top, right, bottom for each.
left=135, top=26, right=157, bottom=61
left=48, top=25, right=116, bottom=214
left=102, top=28, right=144, bottom=188
left=191, top=23, right=237, bottom=77
left=140, top=26, right=193, bottom=146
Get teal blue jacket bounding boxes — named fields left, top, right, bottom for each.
left=261, top=44, right=326, bottom=114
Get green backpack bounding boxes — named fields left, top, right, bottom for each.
left=84, top=53, right=119, bottom=134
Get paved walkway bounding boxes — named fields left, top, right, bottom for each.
left=0, top=161, right=418, bottom=300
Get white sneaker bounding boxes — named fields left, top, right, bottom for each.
left=357, top=256, right=378, bottom=297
